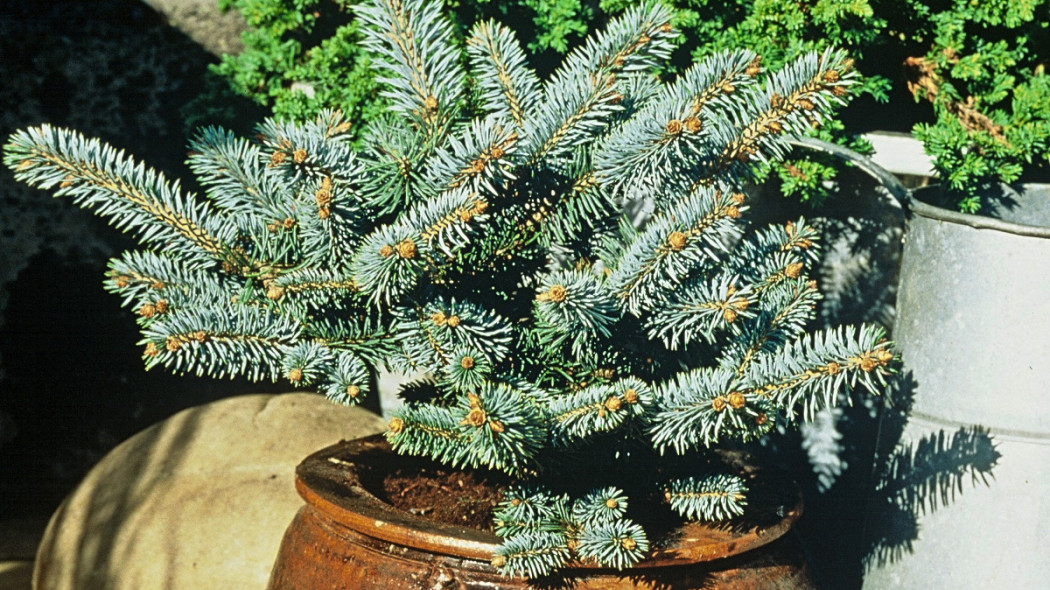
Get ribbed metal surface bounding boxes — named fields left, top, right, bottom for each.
left=863, top=183, right=1050, bottom=590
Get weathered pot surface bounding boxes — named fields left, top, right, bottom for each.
left=267, top=435, right=814, bottom=589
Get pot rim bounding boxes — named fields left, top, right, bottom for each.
left=909, top=183, right=1050, bottom=239
left=293, top=434, right=803, bottom=568
left=786, top=137, right=1050, bottom=238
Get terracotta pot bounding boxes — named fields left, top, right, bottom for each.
left=267, top=435, right=815, bottom=589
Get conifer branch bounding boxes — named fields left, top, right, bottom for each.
left=694, top=48, right=857, bottom=186
left=523, top=1, right=675, bottom=164
left=5, top=125, right=239, bottom=267
left=742, top=325, right=894, bottom=422
left=664, top=475, right=748, bottom=521
left=467, top=21, right=542, bottom=129
left=356, top=0, right=466, bottom=141
left=610, top=187, right=744, bottom=314
left=140, top=305, right=299, bottom=382
left=187, top=126, right=291, bottom=216
left=597, top=50, right=762, bottom=203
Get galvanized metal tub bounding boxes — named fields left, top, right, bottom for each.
left=861, top=182, right=1050, bottom=590
left=787, top=137, right=1050, bottom=588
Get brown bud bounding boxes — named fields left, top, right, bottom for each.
left=798, top=98, right=816, bottom=111
left=458, top=209, right=474, bottom=223
left=728, top=391, right=746, bottom=409
left=396, top=239, right=417, bottom=259
left=388, top=417, right=405, bottom=434
left=315, top=188, right=332, bottom=207
left=665, top=119, right=683, bottom=135
left=785, top=262, right=804, bottom=279
left=546, top=284, right=568, bottom=303
left=755, top=412, right=769, bottom=426
left=768, top=120, right=784, bottom=134
left=620, top=538, right=637, bottom=551
left=287, top=368, right=304, bottom=383
left=114, top=275, right=131, bottom=288
left=623, top=388, right=639, bottom=404
left=144, top=342, right=160, bottom=357
left=292, top=149, right=308, bottom=164
left=832, top=85, right=849, bottom=97
left=712, top=397, right=727, bottom=412
left=659, top=23, right=673, bottom=33
left=770, top=93, right=782, bottom=108
left=875, top=349, right=895, bottom=365
left=472, top=200, right=489, bottom=215
left=192, top=331, right=207, bottom=343
left=746, top=56, right=762, bottom=77
left=723, top=308, right=738, bottom=323
left=166, top=337, right=182, bottom=352
left=463, top=407, right=487, bottom=428
left=823, top=70, right=840, bottom=83
left=731, top=298, right=750, bottom=311
left=722, top=82, right=735, bottom=93
left=684, top=116, right=702, bottom=133
left=605, top=498, right=619, bottom=509
left=668, top=231, right=688, bottom=251
left=269, top=151, right=287, bottom=166
left=604, top=396, right=622, bottom=412
left=266, top=284, right=286, bottom=301
left=432, top=312, right=448, bottom=326
left=826, top=362, right=841, bottom=375
left=151, top=281, right=166, bottom=290
left=424, top=95, right=439, bottom=112
left=490, top=146, right=504, bottom=159
left=379, top=244, right=395, bottom=258
left=139, top=303, right=157, bottom=319
left=460, top=356, right=476, bottom=370
left=491, top=555, right=507, bottom=568
left=446, top=315, right=461, bottom=328
left=730, top=192, right=747, bottom=205
left=725, top=205, right=741, bottom=219
left=489, top=420, right=505, bottom=434
left=346, top=385, right=361, bottom=398
left=860, top=356, right=878, bottom=372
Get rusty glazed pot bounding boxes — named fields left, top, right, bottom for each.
left=267, top=435, right=814, bottom=589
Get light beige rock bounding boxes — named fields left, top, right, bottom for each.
left=139, top=0, right=247, bottom=56
left=34, top=393, right=386, bottom=590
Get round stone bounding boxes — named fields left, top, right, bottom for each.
left=34, top=393, right=386, bottom=590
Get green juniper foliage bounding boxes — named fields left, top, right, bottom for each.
left=905, top=0, right=1050, bottom=212
left=5, top=0, right=895, bottom=577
